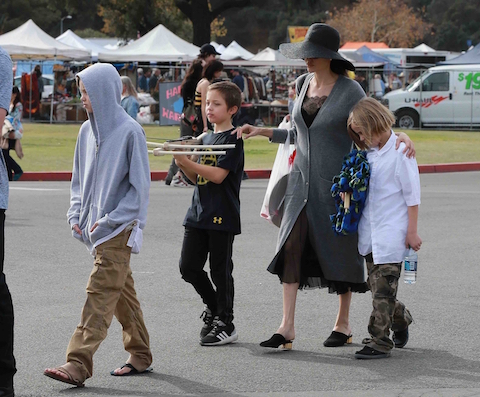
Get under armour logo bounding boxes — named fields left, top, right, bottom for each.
left=213, top=217, right=223, bottom=224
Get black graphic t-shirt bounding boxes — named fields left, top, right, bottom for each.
left=183, top=129, right=244, bottom=235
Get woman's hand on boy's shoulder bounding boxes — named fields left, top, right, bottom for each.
left=395, top=131, right=415, bottom=158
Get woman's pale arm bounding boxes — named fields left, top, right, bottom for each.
left=234, top=125, right=273, bottom=140
left=395, top=132, right=415, bottom=158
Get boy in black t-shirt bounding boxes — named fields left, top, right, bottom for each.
left=174, top=81, right=244, bottom=346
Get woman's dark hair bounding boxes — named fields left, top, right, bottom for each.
left=12, top=86, right=21, bottom=107
left=182, top=60, right=203, bottom=90
left=202, top=60, right=224, bottom=81
left=330, top=60, right=349, bottom=76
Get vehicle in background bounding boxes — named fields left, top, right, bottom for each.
left=382, top=64, right=480, bottom=129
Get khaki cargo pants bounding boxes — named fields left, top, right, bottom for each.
left=66, top=229, right=152, bottom=381
left=365, top=257, right=413, bottom=353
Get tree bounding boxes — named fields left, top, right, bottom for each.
left=220, top=0, right=353, bottom=53
left=99, top=0, right=191, bottom=39
left=426, top=0, right=480, bottom=51
left=327, top=0, right=431, bottom=47
left=75, top=28, right=110, bottom=38
left=174, top=0, right=251, bottom=46
left=0, top=0, right=105, bottom=37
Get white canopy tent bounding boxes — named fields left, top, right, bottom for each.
left=57, top=30, right=111, bottom=61
left=220, top=40, right=254, bottom=61
left=247, top=47, right=304, bottom=66
left=0, top=19, right=91, bottom=60
left=0, top=19, right=91, bottom=123
left=413, top=43, right=436, bottom=53
left=221, top=47, right=306, bottom=71
left=210, top=41, right=226, bottom=54
left=98, top=24, right=199, bottom=62
left=86, top=37, right=125, bottom=51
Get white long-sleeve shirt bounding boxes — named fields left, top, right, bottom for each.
left=358, top=131, right=421, bottom=264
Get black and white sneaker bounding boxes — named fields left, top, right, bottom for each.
left=200, top=320, right=238, bottom=346
left=199, top=307, right=215, bottom=339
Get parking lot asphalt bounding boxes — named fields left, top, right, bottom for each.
left=5, top=172, right=480, bottom=396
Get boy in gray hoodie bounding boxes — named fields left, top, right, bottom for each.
left=44, top=63, right=152, bottom=387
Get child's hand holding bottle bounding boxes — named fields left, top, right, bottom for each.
left=405, top=232, right=422, bottom=251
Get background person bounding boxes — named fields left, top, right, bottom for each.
left=149, top=68, right=161, bottom=99
left=34, top=65, right=43, bottom=102
left=0, top=44, right=15, bottom=397
left=171, top=58, right=223, bottom=187
left=165, top=60, right=203, bottom=186
left=372, top=74, right=385, bottom=99
left=198, top=43, right=220, bottom=66
left=230, top=69, right=244, bottom=92
left=137, top=68, right=147, bottom=93
left=236, top=23, right=415, bottom=350
left=120, top=76, right=140, bottom=120
left=355, top=72, right=368, bottom=93
left=389, top=73, right=402, bottom=91
left=2, top=86, right=23, bottom=181
left=194, top=60, right=224, bottom=134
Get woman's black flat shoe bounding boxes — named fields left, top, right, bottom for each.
left=323, top=331, right=353, bottom=347
left=260, top=333, right=293, bottom=350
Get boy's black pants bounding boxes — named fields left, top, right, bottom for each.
left=0, top=210, right=16, bottom=391
left=180, top=227, right=234, bottom=324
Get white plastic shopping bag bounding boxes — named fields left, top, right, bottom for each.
left=260, top=123, right=296, bottom=227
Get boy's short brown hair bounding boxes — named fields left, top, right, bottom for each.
left=347, top=97, right=396, bottom=150
left=208, top=81, right=242, bottom=115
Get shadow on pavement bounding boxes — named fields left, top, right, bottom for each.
left=58, top=372, right=247, bottom=397
left=233, top=342, right=480, bottom=385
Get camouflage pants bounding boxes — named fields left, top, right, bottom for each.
left=365, top=259, right=413, bottom=353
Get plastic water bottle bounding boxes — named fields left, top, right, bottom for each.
left=404, top=248, right=417, bottom=284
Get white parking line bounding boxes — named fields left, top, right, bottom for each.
left=9, top=187, right=64, bottom=191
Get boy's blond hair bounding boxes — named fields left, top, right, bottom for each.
left=347, top=97, right=396, bottom=150
left=208, top=81, right=242, bottom=117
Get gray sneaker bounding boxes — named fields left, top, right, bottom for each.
left=171, top=174, right=189, bottom=187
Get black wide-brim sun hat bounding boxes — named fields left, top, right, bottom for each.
left=279, top=23, right=355, bottom=71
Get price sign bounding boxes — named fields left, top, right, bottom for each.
left=458, top=72, right=480, bottom=90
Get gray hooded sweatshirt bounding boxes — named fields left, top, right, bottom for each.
left=67, top=63, right=150, bottom=255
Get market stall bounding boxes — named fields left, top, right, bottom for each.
left=0, top=19, right=91, bottom=122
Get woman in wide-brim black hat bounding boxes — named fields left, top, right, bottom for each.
left=236, top=23, right=415, bottom=350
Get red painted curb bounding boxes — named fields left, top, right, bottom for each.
left=16, top=162, right=480, bottom=181
left=419, top=162, right=480, bottom=173
left=21, top=171, right=72, bottom=181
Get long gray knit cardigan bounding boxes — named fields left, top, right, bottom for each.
left=269, top=73, right=366, bottom=285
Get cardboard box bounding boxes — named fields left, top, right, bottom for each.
left=67, top=107, right=87, bottom=122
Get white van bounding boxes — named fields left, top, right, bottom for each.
left=382, top=64, right=480, bottom=128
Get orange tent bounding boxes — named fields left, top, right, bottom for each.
left=341, top=42, right=389, bottom=50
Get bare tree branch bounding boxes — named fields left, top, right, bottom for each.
left=174, top=0, right=192, bottom=20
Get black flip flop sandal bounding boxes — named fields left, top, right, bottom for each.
left=110, top=363, right=153, bottom=376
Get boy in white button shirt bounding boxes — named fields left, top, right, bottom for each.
left=346, top=98, right=422, bottom=359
